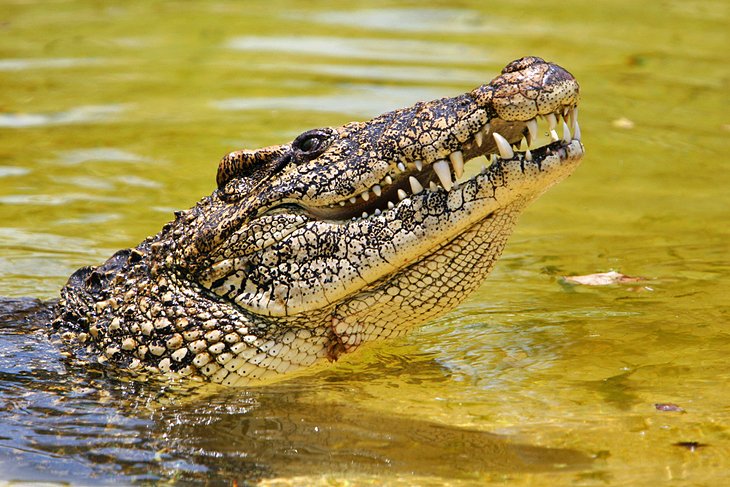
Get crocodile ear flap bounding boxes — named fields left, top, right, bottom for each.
left=216, top=146, right=291, bottom=189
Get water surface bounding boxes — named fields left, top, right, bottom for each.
left=1, top=0, right=728, bottom=484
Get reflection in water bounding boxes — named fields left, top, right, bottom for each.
left=170, top=394, right=591, bottom=482
left=0, top=299, right=591, bottom=484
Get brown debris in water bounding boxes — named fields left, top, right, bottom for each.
left=673, top=441, right=708, bottom=452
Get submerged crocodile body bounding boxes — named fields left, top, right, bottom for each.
left=52, top=57, right=584, bottom=386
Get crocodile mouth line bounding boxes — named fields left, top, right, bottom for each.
left=308, top=107, right=581, bottom=222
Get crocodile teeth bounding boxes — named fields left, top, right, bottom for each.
left=492, top=132, right=514, bottom=160
left=397, top=189, right=407, bottom=201
left=349, top=196, right=357, bottom=204
left=414, top=159, right=423, bottom=171
left=374, top=208, right=381, bottom=216
left=339, top=201, right=346, bottom=206
left=573, top=121, right=582, bottom=141
left=475, top=130, right=484, bottom=147
left=562, top=121, right=571, bottom=143
left=397, top=162, right=406, bottom=172
left=361, top=190, right=370, bottom=201
left=526, top=118, right=538, bottom=147
left=429, top=181, right=438, bottom=192
left=550, top=129, right=560, bottom=142
left=362, top=211, right=368, bottom=218
left=432, top=160, right=453, bottom=191
left=387, top=201, right=395, bottom=209
left=385, top=175, right=393, bottom=185
left=546, top=113, right=558, bottom=131
left=568, top=107, right=577, bottom=129
left=372, top=184, right=382, bottom=196
left=449, top=151, right=464, bottom=178
left=525, top=149, right=533, bottom=161
left=409, top=176, right=424, bottom=194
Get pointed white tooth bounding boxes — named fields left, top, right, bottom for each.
left=562, top=121, right=571, bottom=143
left=374, top=208, right=382, bottom=216
left=414, top=159, right=423, bottom=171
left=572, top=121, right=581, bottom=141
left=372, top=184, right=382, bottom=197
left=349, top=196, right=357, bottom=204
left=397, top=162, right=406, bottom=172
left=387, top=201, right=395, bottom=209
left=397, top=189, right=407, bottom=201
left=361, top=211, right=368, bottom=218
left=361, top=190, right=370, bottom=201
left=385, top=175, right=393, bottom=185
left=475, top=130, right=484, bottom=146
left=520, top=137, right=528, bottom=151
left=492, top=132, right=514, bottom=160
left=429, top=181, right=438, bottom=192
left=449, top=151, right=464, bottom=178
left=546, top=113, right=558, bottom=131
left=339, top=201, right=346, bottom=206
left=526, top=118, right=538, bottom=147
left=568, top=107, right=576, bottom=129
left=525, top=149, right=532, bottom=161
left=550, top=129, right=559, bottom=142
left=409, top=176, right=424, bottom=194
left=432, top=160, right=453, bottom=191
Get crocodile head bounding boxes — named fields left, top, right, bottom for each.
left=54, top=56, right=584, bottom=385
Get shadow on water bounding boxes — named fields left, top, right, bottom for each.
left=0, top=298, right=592, bottom=484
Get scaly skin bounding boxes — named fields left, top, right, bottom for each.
left=52, top=57, right=584, bottom=386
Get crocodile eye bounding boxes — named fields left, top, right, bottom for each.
left=292, top=128, right=335, bottom=160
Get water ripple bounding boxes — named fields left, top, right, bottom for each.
left=0, top=105, right=126, bottom=128
left=0, top=58, right=105, bottom=71
left=308, top=8, right=504, bottom=34
left=213, top=86, right=448, bottom=117
left=226, top=36, right=486, bottom=64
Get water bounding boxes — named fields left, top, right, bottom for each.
left=1, top=0, right=728, bottom=484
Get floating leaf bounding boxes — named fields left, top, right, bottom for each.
left=562, top=271, right=646, bottom=286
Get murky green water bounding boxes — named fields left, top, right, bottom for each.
left=1, top=0, right=728, bottom=484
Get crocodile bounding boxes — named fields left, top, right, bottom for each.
left=51, top=56, right=584, bottom=386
